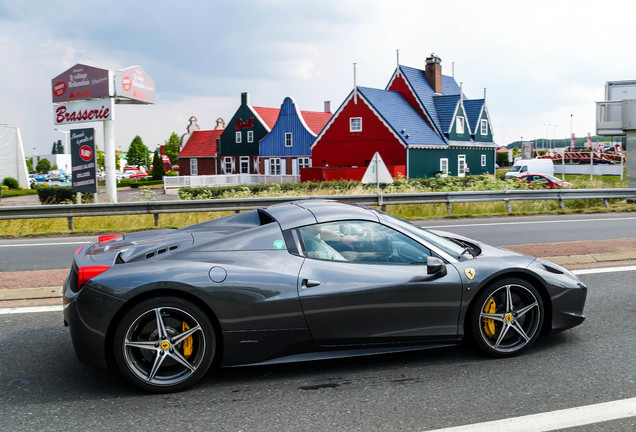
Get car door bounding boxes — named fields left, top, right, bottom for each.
left=295, top=220, right=463, bottom=345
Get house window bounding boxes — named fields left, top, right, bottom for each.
left=481, top=154, right=487, bottom=167
left=481, top=119, right=488, bottom=135
left=240, top=156, right=250, bottom=174
left=235, top=131, right=242, bottom=143
left=224, top=156, right=234, bottom=174
left=456, top=117, right=465, bottom=135
left=247, top=131, right=254, bottom=143
left=190, top=159, right=198, bottom=176
left=440, top=158, right=449, bottom=177
left=350, top=117, right=362, bottom=132
left=285, top=132, right=293, bottom=147
left=458, top=155, right=466, bottom=177
left=270, top=158, right=281, bottom=175
left=298, top=157, right=310, bottom=169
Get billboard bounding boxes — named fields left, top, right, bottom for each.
left=115, top=66, right=155, bottom=104
left=51, top=64, right=112, bottom=103
left=54, top=99, right=114, bottom=126
left=70, top=128, right=97, bottom=194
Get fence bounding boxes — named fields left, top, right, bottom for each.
left=163, top=174, right=300, bottom=191
left=1, top=188, right=635, bottom=231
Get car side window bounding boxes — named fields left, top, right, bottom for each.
left=297, top=221, right=431, bottom=264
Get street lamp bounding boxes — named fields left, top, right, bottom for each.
left=54, top=128, right=70, bottom=154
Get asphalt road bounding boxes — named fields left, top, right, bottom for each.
left=1, top=212, right=636, bottom=272
left=0, top=269, right=634, bottom=431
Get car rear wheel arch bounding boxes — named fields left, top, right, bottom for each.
left=105, top=288, right=224, bottom=374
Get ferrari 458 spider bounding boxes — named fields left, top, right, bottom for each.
left=63, top=200, right=586, bottom=392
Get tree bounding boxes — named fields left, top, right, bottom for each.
left=151, top=149, right=165, bottom=180
left=126, top=136, right=150, bottom=168
left=25, top=158, right=34, bottom=173
left=51, top=140, right=63, bottom=154
left=163, top=132, right=180, bottom=166
left=36, top=158, right=51, bottom=174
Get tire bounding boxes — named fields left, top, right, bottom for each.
left=468, top=278, right=544, bottom=357
left=113, top=296, right=216, bottom=393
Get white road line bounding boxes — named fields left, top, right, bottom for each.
left=0, top=305, right=63, bottom=315
left=573, top=265, right=636, bottom=275
left=426, top=397, right=636, bottom=432
left=426, top=216, right=636, bottom=229
left=0, top=241, right=90, bottom=248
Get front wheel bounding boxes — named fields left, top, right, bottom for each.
left=113, top=297, right=216, bottom=392
left=469, top=278, right=544, bottom=357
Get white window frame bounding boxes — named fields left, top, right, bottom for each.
left=235, top=131, right=242, bottom=143
left=298, top=157, right=310, bottom=169
left=247, top=130, right=254, bottom=143
left=190, top=159, right=198, bottom=176
left=481, top=154, right=487, bottom=167
left=458, top=155, right=466, bottom=177
left=456, top=116, right=465, bottom=135
left=270, top=158, right=281, bottom=175
left=223, top=156, right=234, bottom=174
left=350, top=117, right=362, bottom=132
left=440, top=158, right=449, bottom=177
left=480, top=119, right=488, bottom=135
left=240, top=156, right=250, bottom=174
left=285, top=132, right=293, bottom=147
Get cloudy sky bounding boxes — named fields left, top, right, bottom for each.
left=1, top=0, right=634, bottom=155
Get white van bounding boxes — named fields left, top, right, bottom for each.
left=505, top=159, right=554, bottom=178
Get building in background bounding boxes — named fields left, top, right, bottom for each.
left=0, top=124, right=30, bottom=188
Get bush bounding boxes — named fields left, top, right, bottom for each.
left=2, top=177, right=19, bottom=189
left=36, top=185, right=93, bottom=204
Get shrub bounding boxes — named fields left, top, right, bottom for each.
left=36, top=185, right=93, bottom=204
left=2, top=177, right=19, bottom=189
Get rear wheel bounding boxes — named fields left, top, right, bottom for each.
left=113, top=297, right=216, bottom=392
left=469, top=278, right=544, bottom=357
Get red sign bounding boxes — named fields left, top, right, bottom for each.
left=122, top=76, right=132, bottom=91
left=79, top=145, right=93, bottom=161
left=235, top=117, right=255, bottom=130
left=161, top=154, right=170, bottom=162
left=53, top=99, right=114, bottom=125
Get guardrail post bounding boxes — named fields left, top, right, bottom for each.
left=558, top=198, right=565, bottom=209
left=603, top=198, right=609, bottom=208
left=67, top=216, right=74, bottom=231
left=505, top=201, right=511, bottom=213
left=153, top=214, right=160, bottom=227
left=446, top=202, right=452, bottom=215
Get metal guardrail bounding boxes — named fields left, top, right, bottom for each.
left=1, top=189, right=635, bottom=230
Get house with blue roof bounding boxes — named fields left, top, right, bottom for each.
left=259, top=97, right=332, bottom=175
left=309, top=54, right=495, bottom=179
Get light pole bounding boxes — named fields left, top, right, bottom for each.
left=54, top=128, right=70, bottom=154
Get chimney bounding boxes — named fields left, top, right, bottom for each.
left=425, top=54, right=442, bottom=94
left=241, top=92, right=249, bottom=105
left=324, top=101, right=331, bottom=113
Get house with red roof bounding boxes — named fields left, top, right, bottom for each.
left=218, top=92, right=279, bottom=174
left=259, top=97, right=331, bottom=175
left=178, top=117, right=225, bottom=175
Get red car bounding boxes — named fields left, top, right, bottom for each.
left=130, top=172, right=149, bottom=179
left=520, top=174, right=573, bottom=188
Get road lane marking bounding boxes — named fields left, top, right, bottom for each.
left=425, top=396, right=636, bottom=432
left=425, top=216, right=636, bottom=229
left=0, top=241, right=90, bottom=248
left=573, top=265, right=636, bottom=275
left=0, top=305, right=63, bottom=315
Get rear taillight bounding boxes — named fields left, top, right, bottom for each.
left=98, top=234, right=123, bottom=243
left=77, top=265, right=111, bottom=290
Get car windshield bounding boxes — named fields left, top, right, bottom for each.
left=378, top=212, right=467, bottom=258
left=542, top=174, right=562, bottom=182
left=509, top=165, right=521, bottom=172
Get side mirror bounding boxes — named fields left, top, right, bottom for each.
left=427, top=257, right=447, bottom=276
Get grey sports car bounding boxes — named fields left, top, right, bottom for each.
left=63, top=199, right=587, bottom=392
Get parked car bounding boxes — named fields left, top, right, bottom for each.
left=63, top=200, right=587, bottom=392
left=130, top=171, right=149, bottom=179
left=520, top=174, right=573, bottom=188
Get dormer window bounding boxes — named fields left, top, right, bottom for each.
left=481, top=119, right=488, bottom=135
left=456, top=116, right=465, bottom=134
left=350, top=117, right=362, bottom=132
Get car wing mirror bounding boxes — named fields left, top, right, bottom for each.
left=427, top=257, right=447, bottom=276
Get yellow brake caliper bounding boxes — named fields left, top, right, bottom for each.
left=483, top=298, right=496, bottom=339
left=182, top=321, right=193, bottom=359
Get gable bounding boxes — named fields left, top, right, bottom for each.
left=179, top=130, right=222, bottom=158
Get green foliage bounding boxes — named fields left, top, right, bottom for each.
left=35, top=158, right=51, bottom=173
left=151, top=149, right=165, bottom=180
left=163, top=132, right=180, bottom=166
left=36, top=185, right=93, bottom=204
left=126, top=136, right=149, bottom=168
left=3, top=177, right=19, bottom=189
left=25, top=158, right=33, bottom=173
left=52, top=139, right=64, bottom=154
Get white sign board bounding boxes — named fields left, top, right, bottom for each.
left=53, top=99, right=115, bottom=125
left=361, top=152, right=393, bottom=184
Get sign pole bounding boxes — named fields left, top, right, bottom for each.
left=104, top=119, right=117, bottom=203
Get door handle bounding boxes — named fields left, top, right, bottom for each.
left=302, top=279, right=321, bottom=288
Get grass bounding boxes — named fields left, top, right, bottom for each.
left=1, top=173, right=634, bottom=237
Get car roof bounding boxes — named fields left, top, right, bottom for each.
left=263, top=200, right=380, bottom=230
